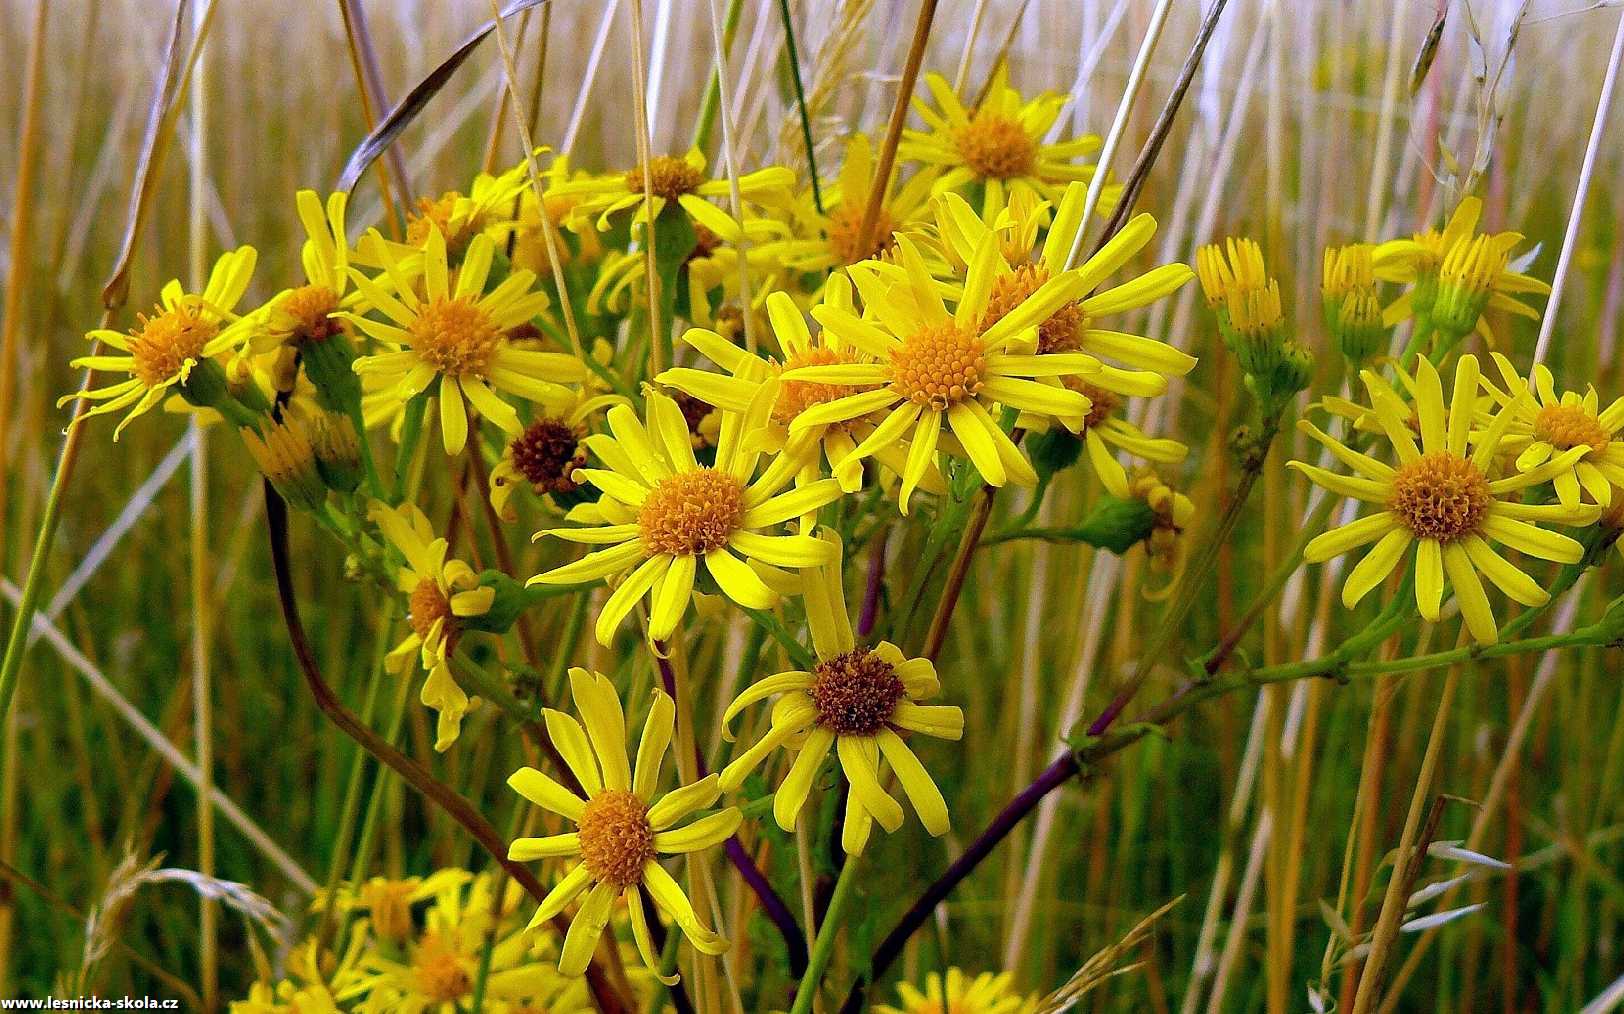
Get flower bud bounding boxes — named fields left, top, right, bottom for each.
left=311, top=411, right=365, bottom=493
left=242, top=418, right=326, bottom=511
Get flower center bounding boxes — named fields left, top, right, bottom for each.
left=888, top=324, right=987, bottom=410
left=1533, top=403, right=1610, bottom=454
left=952, top=111, right=1038, bottom=180
left=129, top=301, right=219, bottom=387
left=408, top=296, right=502, bottom=378
left=408, top=578, right=453, bottom=639
left=637, top=468, right=745, bottom=556
left=980, top=263, right=1087, bottom=353
left=278, top=284, right=343, bottom=346
left=412, top=932, right=473, bottom=1003
left=578, top=788, right=655, bottom=889
left=826, top=203, right=894, bottom=265
left=809, top=648, right=906, bottom=736
left=357, top=879, right=417, bottom=942
left=773, top=347, right=866, bottom=426
left=625, top=156, right=705, bottom=201
left=406, top=192, right=474, bottom=253
left=511, top=419, right=585, bottom=493
left=1388, top=451, right=1491, bottom=543
left=1062, top=380, right=1118, bottom=430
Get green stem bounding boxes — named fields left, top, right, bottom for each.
left=776, top=0, right=823, bottom=213
left=691, top=0, right=745, bottom=153
left=348, top=401, right=387, bottom=501
left=791, top=848, right=863, bottom=1014
left=392, top=394, right=428, bottom=498
left=740, top=606, right=816, bottom=670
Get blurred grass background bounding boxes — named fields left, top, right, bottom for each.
left=0, top=0, right=1622, bottom=1009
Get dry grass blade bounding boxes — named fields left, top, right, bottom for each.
left=1036, top=896, right=1183, bottom=1012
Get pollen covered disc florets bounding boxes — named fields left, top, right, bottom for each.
left=1388, top=451, right=1491, bottom=543
left=409, top=296, right=502, bottom=377
left=413, top=932, right=473, bottom=1002
left=511, top=418, right=585, bottom=494
left=826, top=203, right=895, bottom=265
left=952, top=111, right=1038, bottom=180
left=278, top=284, right=343, bottom=345
left=129, top=301, right=218, bottom=386
left=577, top=788, right=655, bottom=888
left=407, top=192, right=471, bottom=251
left=888, top=324, right=987, bottom=410
left=1064, top=380, right=1118, bottom=429
left=980, top=263, right=1086, bottom=353
left=409, top=578, right=453, bottom=639
left=626, top=156, right=705, bottom=200
left=809, top=648, right=906, bottom=736
left=1534, top=403, right=1610, bottom=454
left=774, top=347, right=866, bottom=426
left=637, top=468, right=745, bottom=556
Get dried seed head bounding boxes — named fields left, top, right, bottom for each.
left=888, top=323, right=987, bottom=410
left=638, top=468, right=745, bottom=556
left=578, top=789, right=655, bottom=889
left=1388, top=451, right=1491, bottom=543
left=809, top=648, right=906, bottom=736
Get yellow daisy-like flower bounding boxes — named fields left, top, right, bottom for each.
left=781, top=229, right=1109, bottom=509
left=506, top=669, right=740, bottom=981
left=1291, top=354, right=1598, bottom=644
left=509, top=155, right=606, bottom=274
left=403, top=156, right=534, bottom=255
left=63, top=246, right=258, bottom=438
left=344, top=227, right=585, bottom=455
left=719, top=533, right=963, bottom=855
left=1372, top=196, right=1550, bottom=344
left=1479, top=352, right=1624, bottom=508
left=318, top=869, right=468, bottom=944
left=657, top=276, right=947, bottom=497
left=344, top=870, right=585, bottom=1013
left=251, top=190, right=357, bottom=359
left=757, top=133, right=938, bottom=272
left=371, top=501, right=496, bottom=751
left=489, top=389, right=627, bottom=522
left=547, top=147, right=794, bottom=234
left=876, top=968, right=1038, bottom=1014
left=529, top=389, right=842, bottom=644
left=900, top=66, right=1117, bottom=218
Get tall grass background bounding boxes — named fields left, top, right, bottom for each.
left=0, top=0, right=1621, bottom=1009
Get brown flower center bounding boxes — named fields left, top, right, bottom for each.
left=980, top=262, right=1087, bottom=353
left=1388, top=451, right=1491, bottom=543
left=826, top=202, right=895, bottom=266
left=952, top=111, right=1038, bottom=180
left=1060, top=380, right=1118, bottom=430
left=578, top=789, right=655, bottom=889
left=413, top=932, right=473, bottom=1002
left=1534, top=403, right=1610, bottom=454
left=809, top=648, right=906, bottom=736
left=129, top=302, right=219, bottom=387
left=408, top=295, right=501, bottom=377
left=638, top=468, right=745, bottom=556
left=279, top=284, right=343, bottom=346
left=625, top=156, right=705, bottom=200
left=408, top=578, right=453, bottom=639
left=511, top=419, right=585, bottom=494
left=889, top=324, right=987, bottom=410
left=773, top=347, right=866, bottom=426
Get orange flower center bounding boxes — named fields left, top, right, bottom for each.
left=625, top=156, right=705, bottom=200
left=406, top=192, right=475, bottom=253
left=952, top=111, right=1038, bottom=180
left=888, top=324, right=987, bottom=410
left=809, top=648, right=906, bottom=736
left=773, top=347, right=866, bottom=426
left=1388, top=451, right=1491, bottom=543
left=408, top=578, right=453, bottom=639
left=825, top=202, right=895, bottom=266
left=408, top=295, right=501, bottom=378
left=980, top=262, right=1087, bottom=353
left=637, top=468, right=745, bottom=556
left=511, top=419, right=585, bottom=494
left=278, top=284, right=343, bottom=346
left=412, top=932, right=473, bottom=1002
left=578, top=788, right=655, bottom=889
left=129, top=302, right=218, bottom=387
left=1534, top=403, right=1610, bottom=454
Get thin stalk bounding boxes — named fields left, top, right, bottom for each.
left=853, top=0, right=939, bottom=258
left=702, top=0, right=758, bottom=352
left=776, top=0, right=824, bottom=213
left=627, top=0, right=668, bottom=376
left=691, top=0, right=746, bottom=154
left=792, top=850, right=863, bottom=1014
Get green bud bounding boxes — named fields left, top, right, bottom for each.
left=302, top=329, right=362, bottom=414
left=242, top=418, right=327, bottom=512
left=311, top=411, right=365, bottom=494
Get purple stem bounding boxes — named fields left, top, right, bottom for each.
left=654, top=650, right=809, bottom=974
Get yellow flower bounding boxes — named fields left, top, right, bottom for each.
left=63, top=246, right=258, bottom=438
left=586, top=206, right=785, bottom=320
left=371, top=501, right=496, bottom=751
left=875, top=968, right=1038, bottom=1014
left=1372, top=196, right=1549, bottom=344
left=344, top=227, right=584, bottom=455
left=781, top=228, right=1109, bottom=510
left=719, top=533, right=962, bottom=855
left=251, top=190, right=357, bottom=359
left=657, top=276, right=948, bottom=498
left=509, top=156, right=606, bottom=273
left=506, top=669, right=740, bottom=981
left=488, top=389, right=627, bottom=522
left=403, top=156, right=534, bottom=255
left=1322, top=242, right=1388, bottom=365
left=756, top=133, right=938, bottom=272
left=546, top=147, right=794, bottom=234
left=529, top=389, right=842, bottom=644
left=900, top=66, right=1118, bottom=218
left=1291, top=354, right=1598, bottom=644
left=1480, top=352, right=1624, bottom=508
left=1123, top=467, right=1196, bottom=601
